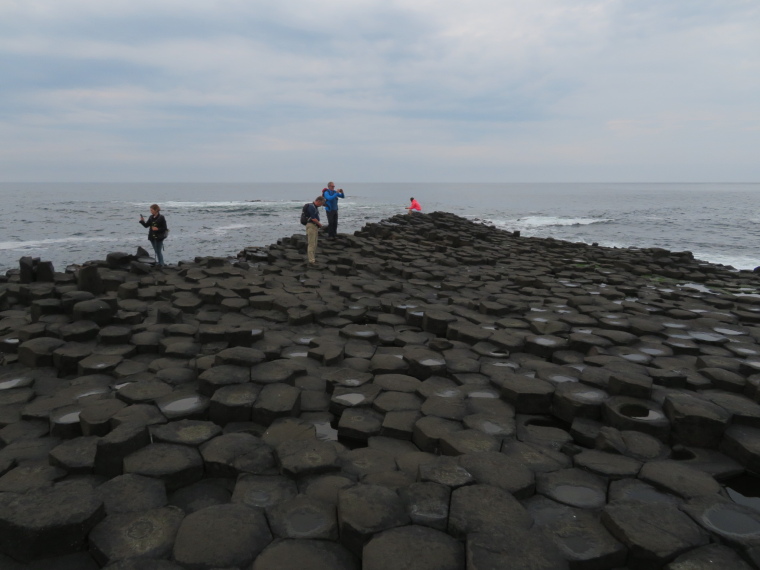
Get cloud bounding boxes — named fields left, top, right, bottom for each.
left=1, top=0, right=759, bottom=181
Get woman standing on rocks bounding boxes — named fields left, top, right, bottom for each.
left=139, top=204, right=168, bottom=266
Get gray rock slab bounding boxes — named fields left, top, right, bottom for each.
left=526, top=495, right=627, bottom=570
left=299, top=473, right=355, bottom=506
left=97, top=473, right=168, bottom=515
left=337, top=483, right=410, bottom=557
left=209, top=382, right=260, bottom=425
left=458, top=451, right=535, bottom=498
left=123, top=443, right=203, bottom=491
left=501, top=439, right=572, bottom=473
left=0, top=463, right=66, bottom=493
left=197, top=365, right=250, bottom=397
left=573, top=448, right=643, bottom=479
left=720, top=423, right=760, bottom=472
left=88, top=506, right=184, bottom=566
left=666, top=543, right=755, bottom=570
left=363, top=525, right=465, bottom=570
left=536, top=468, right=608, bottom=509
left=168, top=478, right=232, bottom=513
left=173, top=503, right=273, bottom=569
left=399, top=481, right=450, bottom=531
left=252, top=383, right=301, bottom=426
left=150, top=419, right=222, bottom=447
left=466, top=529, right=570, bottom=570
left=200, top=432, right=275, bottom=478
left=338, top=407, right=384, bottom=442
left=49, top=436, right=99, bottom=474
left=276, top=438, right=340, bottom=477
left=608, top=478, right=683, bottom=505
left=267, top=495, right=338, bottom=540
left=0, top=481, right=105, bottom=562
left=252, top=539, right=359, bottom=570
left=232, top=474, right=298, bottom=510
left=681, top=494, right=760, bottom=549
left=448, top=483, right=532, bottom=539
left=639, top=460, right=721, bottom=499
left=602, top=500, right=709, bottom=567
left=663, top=392, right=731, bottom=448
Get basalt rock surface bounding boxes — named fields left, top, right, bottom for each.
left=1, top=211, right=760, bottom=568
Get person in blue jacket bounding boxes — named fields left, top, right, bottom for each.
left=321, top=182, right=345, bottom=239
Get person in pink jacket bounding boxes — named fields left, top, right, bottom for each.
left=406, top=197, right=422, bottom=214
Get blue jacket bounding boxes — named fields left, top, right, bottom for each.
left=322, top=189, right=344, bottom=212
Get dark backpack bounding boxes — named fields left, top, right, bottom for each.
left=300, top=203, right=310, bottom=225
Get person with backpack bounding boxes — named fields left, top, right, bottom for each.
left=321, top=182, right=345, bottom=239
left=301, top=196, right=326, bottom=265
left=138, top=204, right=168, bottom=266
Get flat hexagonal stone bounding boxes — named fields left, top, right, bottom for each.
left=300, top=474, right=355, bottom=506
left=412, top=416, right=463, bottom=453
left=151, top=419, right=222, bottom=447
left=363, top=525, right=464, bottom=570
left=267, top=495, right=338, bottom=540
left=0, top=463, right=67, bottom=493
left=0, top=481, right=105, bottom=562
left=418, top=455, right=475, bottom=488
left=663, top=392, right=732, bottom=448
left=466, top=529, right=569, bottom=570
left=210, top=383, right=261, bottom=425
left=720, top=424, right=760, bottom=472
left=667, top=543, right=755, bottom=570
left=276, top=438, right=340, bottom=477
left=601, top=501, right=709, bottom=567
left=168, top=478, right=232, bottom=514
left=608, top=478, right=683, bottom=505
left=338, top=407, right=384, bottom=442
left=337, top=484, right=410, bottom=557
left=94, top=422, right=152, bottom=478
left=117, top=381, right=173, bottom=404
left=638, top=460, right=721, bottom=499
left=573, top=449, right=642, bottom=479
left=123, top=443, right=203, bottom=491
left=458, top=452, right=534, bottom=498
left=681, top=494, right=760, bottom=550
left=448, top=484, right=532, bottom=539
left=18, top=337, right=66, bottom=368
left=73, top=299, right=113, bottom=326
left=232, top=474, right=298, bottom=509
left=88, top=506, right=185, bottom=566
left=439, top=429, right=500, bottom=456
left=49, top=436, right=99, bottom=474
left=373, top=374, right=422, bottom=393
left=97, top=474, right=168, bottom=515
left=252, top=539, right=359, bottom=570
left=399, top=482, right=450, bottom=530
left=252, top=383, right=301, bottom=426
left=155, top=392, right=210, bottom=421
left=173, top=504, right=273, bottom=569
left=536, top=468, right=608, bottom=509
left=526, top=495, right=626, bottom=569
left=251, top=360, right=304, bottom=385
left=200, top=433, right=276, bottom=477
left=198, top=365, right=250, bottom=396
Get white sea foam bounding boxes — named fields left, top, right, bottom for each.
left=482, top=216, right=612, bottom=230
left=0, top=237, right=120, bottom=250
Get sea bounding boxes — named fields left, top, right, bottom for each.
left=1, top=183, right=759, bottom=275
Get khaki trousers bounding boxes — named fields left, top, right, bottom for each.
left=306, top=223, right=319, bottom=263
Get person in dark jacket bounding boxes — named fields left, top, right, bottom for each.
left=139, top=204, right=168, bottom=266
left=304, top=196, right=325, bottom=265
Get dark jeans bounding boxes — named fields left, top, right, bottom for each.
left=150, top=239, right=165, bottom=265
left=326, top=209, right=339, bottom=237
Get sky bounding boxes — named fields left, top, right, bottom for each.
left=1, top=0, right=759, bottom=183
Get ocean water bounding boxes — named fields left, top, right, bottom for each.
left=1, top=183, right=759, bottom=274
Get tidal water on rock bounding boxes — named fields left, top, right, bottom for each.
left=2, top=182, right=760, bottom=273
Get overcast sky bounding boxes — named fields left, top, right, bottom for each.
left=2, top=0, right=759, bottom=182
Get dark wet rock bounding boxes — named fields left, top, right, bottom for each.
left=0, top=481, right=105, bottom=562
left=0, top=463, right=67, bottom=493
left=94, top=422, right=151, bottom=478
left=123, top=443, right=203, bottom=491
left=267, top=495, right=338, bottom=539
left=150, top=419, right=222, bottom=447
left=666, top=543, right=755, bottom=570
left=337, top=483, right=409, bottom=557
left=330, top=383, right=382, bottom=416
left=663, top=391, right=731, bottom=448
left=300, top=473, right=354, bottom=506
left=466, top=529, right=569, bottom=570
left=602, top=501, right=709, bottom=567
left=276, top=438, right=340, bottom=477
left=552, top=382, right=608, bottom=423
left=200, top=432, right=275, bottom=477
left=209, top=383, right=260, bottom=425
left=412, top=415, right=463, bottom=453
left=500, top=374, right=555, bottom=414
left=448, top=483, right=532, bottom=539
left=232, top=473, right=298, bottom=509
left=338, top=407, right=384, bottom=442
left=639, top=460, right=721, bottom=499
left=501, top=439, right=571, bottom=473
left=96, top=473, right=168, bottom=515
left=721, top=423, right=760, bottom=472
left=363, top=525, right=464, bottom=570
left=252, top=539, right=359, bottom=570
left=608, top=478, right=683, bottom=505
left=49, top=436, right=99, bottom=474
left=197, top=364, right=249, bottom=397
left=526, top=495, right=627, bottom=569
left=536, top=467, right=608, bottom=509
left=602, top=396, right=671, bottom=441
left=399, top=481, right=450, bottom=530
left=168, top=478, right=232, bottom=514
left=252, top=383, right=301, bottom=426
left=88, top=506, right=184, bottom=566
left=173, top=503, right=272, bottom=569
left=458, top=451, right=534, bottom=498
left=18, top=337, right=66, bottom=368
